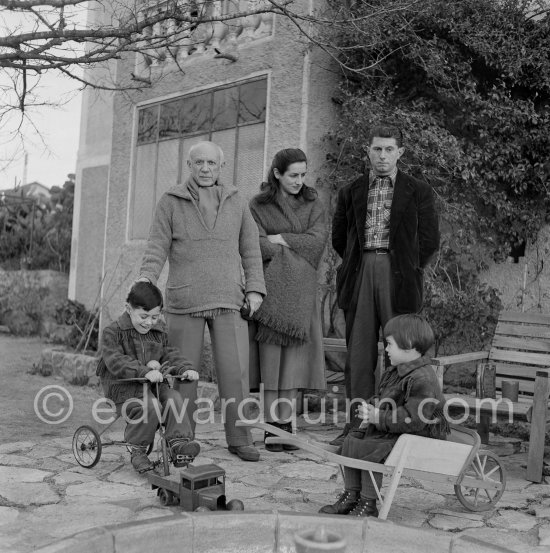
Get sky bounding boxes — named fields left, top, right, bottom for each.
left=0, top=71, right=82, bottom=191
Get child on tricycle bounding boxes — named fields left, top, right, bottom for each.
left=320, top=314, right=448, bottom=517
left=96, top=281, right=199, bottom=473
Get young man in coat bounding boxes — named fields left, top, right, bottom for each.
left=331, top=124, right=439, bottom=445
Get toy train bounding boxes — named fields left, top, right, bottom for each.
left=148, top=464, right=244, bottom=511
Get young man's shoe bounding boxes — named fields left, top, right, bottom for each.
left=264, top=423, right=283, bottom=453
left=169, top=438, right=200, bottom=467
left=347, top=497, right=378, bottom=517
left=130, top=446, right=154, bottom=473
left=228, top=445, right=260, bottom=462
left=319, top=489, right=359, bottom=515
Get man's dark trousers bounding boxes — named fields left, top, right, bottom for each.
left=344, top=250, right=394, bottom=405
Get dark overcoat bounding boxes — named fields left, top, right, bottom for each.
left=342, top=356, right=447, bottom=463
left=332, top=170, right=439, bottom=313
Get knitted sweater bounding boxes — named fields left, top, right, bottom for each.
left=96, top=312, right=194, bottom=404
left=139, top=183, right=266, bottom=315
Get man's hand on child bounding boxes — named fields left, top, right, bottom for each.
left=179, top=369, right=199, bottom=381
left=145, top=369, right=164, bottom=383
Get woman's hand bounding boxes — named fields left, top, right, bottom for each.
left=267, top=234, right=289, bottom=247
left=246, top=292, right=263, bottom=316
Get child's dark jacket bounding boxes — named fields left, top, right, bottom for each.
left=96, top=312, right=193, bottom=404
left=342, top=356, right=447, bottom=463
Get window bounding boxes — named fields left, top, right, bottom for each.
left=131, top=77, right=267, bottom=239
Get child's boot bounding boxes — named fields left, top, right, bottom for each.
left=348, top=497, right=378, bottom=517
left=130, top=445, right=154, bottom=473
left=169, top=437, right=200, bottom=467
left=264, top=422, right=283, bottom=452
left=319, top=490, right=359, bottom=514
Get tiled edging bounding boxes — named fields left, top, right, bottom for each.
left=33, top=511, right=517, bottom=553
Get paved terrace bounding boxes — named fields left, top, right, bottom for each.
left=1, top=413, right=550, bottom=552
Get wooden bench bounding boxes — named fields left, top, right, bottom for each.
left=322, top=337, right=385, bottom=390
left=432, top=311, right=550, bottom=483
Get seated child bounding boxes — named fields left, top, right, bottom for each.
left=96, top=281, right=200, bottom=473
left=320, top=314, right=447, bottom=517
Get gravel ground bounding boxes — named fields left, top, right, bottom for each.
left=0, top=334, right=101, bottom=443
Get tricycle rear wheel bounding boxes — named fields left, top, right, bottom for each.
left=72, top=425, right=102, bottom=468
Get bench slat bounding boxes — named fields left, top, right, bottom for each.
left=444, top=393, right=532, bottom=421
left=489, top=349, right=550, bottom=366
left=499, top=312, right=550, bottom=326
left=491, top=335, right=550, bottom=354
left=495, top=322, right=550, bottom=340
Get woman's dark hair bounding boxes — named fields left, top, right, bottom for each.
left=127, top=281, right=163, bottom=311
left=255, top=148, right=317, bottom=204
left=383, top=314, right=434, bottom=356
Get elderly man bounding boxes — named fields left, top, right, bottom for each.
left=138, top=141, right=266, bottom=461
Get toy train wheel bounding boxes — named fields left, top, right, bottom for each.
left=454, top=450, right=506, bottom=511
left=158, top=488, right=177, bottom=507
left=72, top=425, right=102, bottom=468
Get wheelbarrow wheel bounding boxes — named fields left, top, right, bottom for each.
left=72, top=425, right=102, bottom=468
left=454, top=449, right=506, bottom=511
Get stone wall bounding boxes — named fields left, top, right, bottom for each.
left=0, top=269, right=69, bottom=336
left=481, top=225, right=550, bottom=313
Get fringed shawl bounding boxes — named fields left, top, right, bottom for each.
left=249, top=193, right=327, bottom=346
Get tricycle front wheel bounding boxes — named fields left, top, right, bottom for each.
left=454, top=450, right=506, bottom=511
left=72, top=425, right=102, bottom=468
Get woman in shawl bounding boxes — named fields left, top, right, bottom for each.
left=249, top=148, right=328, bottom=451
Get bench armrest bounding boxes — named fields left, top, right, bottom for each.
left=432, top=351, right=490, bottom=366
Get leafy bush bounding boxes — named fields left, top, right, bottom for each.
left=0, top=175, right=74, bottom=272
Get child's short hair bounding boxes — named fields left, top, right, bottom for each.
left=127, top=281, right=163, bottom=311
left=384, top=314, right=434, bottom=356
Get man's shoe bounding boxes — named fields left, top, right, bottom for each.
left=169, top=438, right=200, bottom=467
left=280, top=422, right=299, bottom=451
left=264, top=423, right=283, bottom=452
left=130, top=446, right=154, bottom=473
left=348, top=497, right=378, bottom=518
left=319, top=489, right=359, bottom=515
left=228, top=445, right=260, bottom=462
left=329, top=423, right=350, bottom=447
